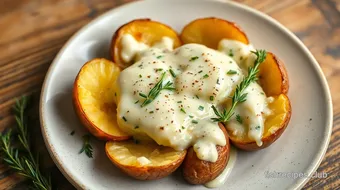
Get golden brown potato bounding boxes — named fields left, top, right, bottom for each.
left=259, top=52, right=289, bottom=96
left=111, top=19, right=182, bottom=69
left=105, top=140, right=187, bottom=180
left=73, top=58, right=130, bottom=141
left=227, top=94, right=291, bottom=151
left=180, top=17, right=249, bottom=49
left=182, top=123, right=230, bottom=184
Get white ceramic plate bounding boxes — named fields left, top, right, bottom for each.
left=40, top=0, right=333, bottom=189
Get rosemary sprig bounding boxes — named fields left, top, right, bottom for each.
left=0, top=96, right=52, bottom=190
left=211, top=50, right=267, bottom=123
left=139, top=72, right=175, bottom=107
left=79, top=134, right=93, bottom=158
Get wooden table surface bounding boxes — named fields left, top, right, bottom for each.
left=0, top=0, right=339, bottom=189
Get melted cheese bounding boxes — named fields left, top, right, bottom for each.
left=117, top=36, right=271, bottom=162
left=227, top=82, right=272, bottom=146
left=218, top=39, right=257, bottom=72
left=120, top=34, right=174, bottom=63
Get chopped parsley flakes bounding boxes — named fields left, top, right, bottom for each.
left=191, top=120, right=198, bottom=124
left=169, top=69, right=176, bottom=78
left=190, top=56, right=199, bottom=61
left=236, top=114, right=243, bottom=124
left=227, top=70, right=237, bottom=75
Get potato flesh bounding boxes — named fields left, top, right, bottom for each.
left=106, top=141, right=184, bottom=167
left=76, top=59, right=127, bottom=137
left=106, top=140, right=187, bottom=180
left=263, top=94, right=290, bottom=137
left=259, top=52, right=289, bottom=96
left=180, top=17, right=249, bottom=49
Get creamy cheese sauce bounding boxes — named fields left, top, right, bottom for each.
left=204, top=147, right=237, bottom=188
left=117, top=36, right=271, bottom=162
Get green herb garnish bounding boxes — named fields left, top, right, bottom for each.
left=203, top=74, right=209, bottom=78
left=156, top=68, right=163, bottom=72
left=169, top=69, right=176, bottom=78
left=229, top=49, right=234, bottom=57
left=190, top=56, right=199, bottom=61
left=134, top=100, right=139, bottom=104
left=180, top=108, right=186, bottom=114
left=139, top=72, right=175, bottom=107
left=195, top=95, right=200, bottom=99
left=122, top=116, right=127, bottom=122
left=0, top=96, right=52, bottom=190
left=177, top=101, right=182, bottom=103
left=211, top=50, right=267, bottom=123
left=227, top=70, right=237, bottom=75
left=198, top=70, right=203, bottom=73
left=198, top=106, right=204, bottom=111
left=139, top=74, right=142, bottom=78
left=139, top=93, right=147, bottom=98
left=255, top=126, right=261, bottom=130
left=79, top=134, right=93, bottom=158
left=236, top=114, right=243, bottom=124
left=192, top=120, right=198, bottom=124
left=157, top=55, right=163, bottom=59
left=210, top=96, right=214, bottom=101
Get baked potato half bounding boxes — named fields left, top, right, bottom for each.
left=180, top=18, right=289, bottom=96
left=111, top=19, right=182, bottom=69
left=73, top=58, right=130, bottom=141
left=259, top=52, right=289, bottom=96
left=227, top=94, right=291, bottom=151
left=182, top=123, right=230, bottom=184
left=106, top=140, right=187, bottom=180
left=180, top=17, right=249, bottom=49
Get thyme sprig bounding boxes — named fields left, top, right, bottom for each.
left=79, top=134, right=93, bottom=158
left=0, top=96, right=52, bottom=190
left=139, top=72, right=175, bottom=107
left=211, top=50, right=267, bottom=123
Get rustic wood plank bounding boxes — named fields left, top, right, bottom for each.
left=0, top=0, right=338, bottom=189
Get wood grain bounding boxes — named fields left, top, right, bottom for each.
left=0, top=0, right=339, bottom=189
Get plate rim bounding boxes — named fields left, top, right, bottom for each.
left=39, top=0, right=333, bottom=189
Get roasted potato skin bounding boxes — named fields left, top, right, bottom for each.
left=180, top=17, right=249, bottom=49
left=105, top=142, right=187, bottom=180
left=72, top=59, right=130, bottom=141
left=182, top=123, right=230, bottom=184
left=228, top=94, right=292, bottom=151
left=111, top=19, right=182, bottom=69
left=259, top=52, right=289, bottom=96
